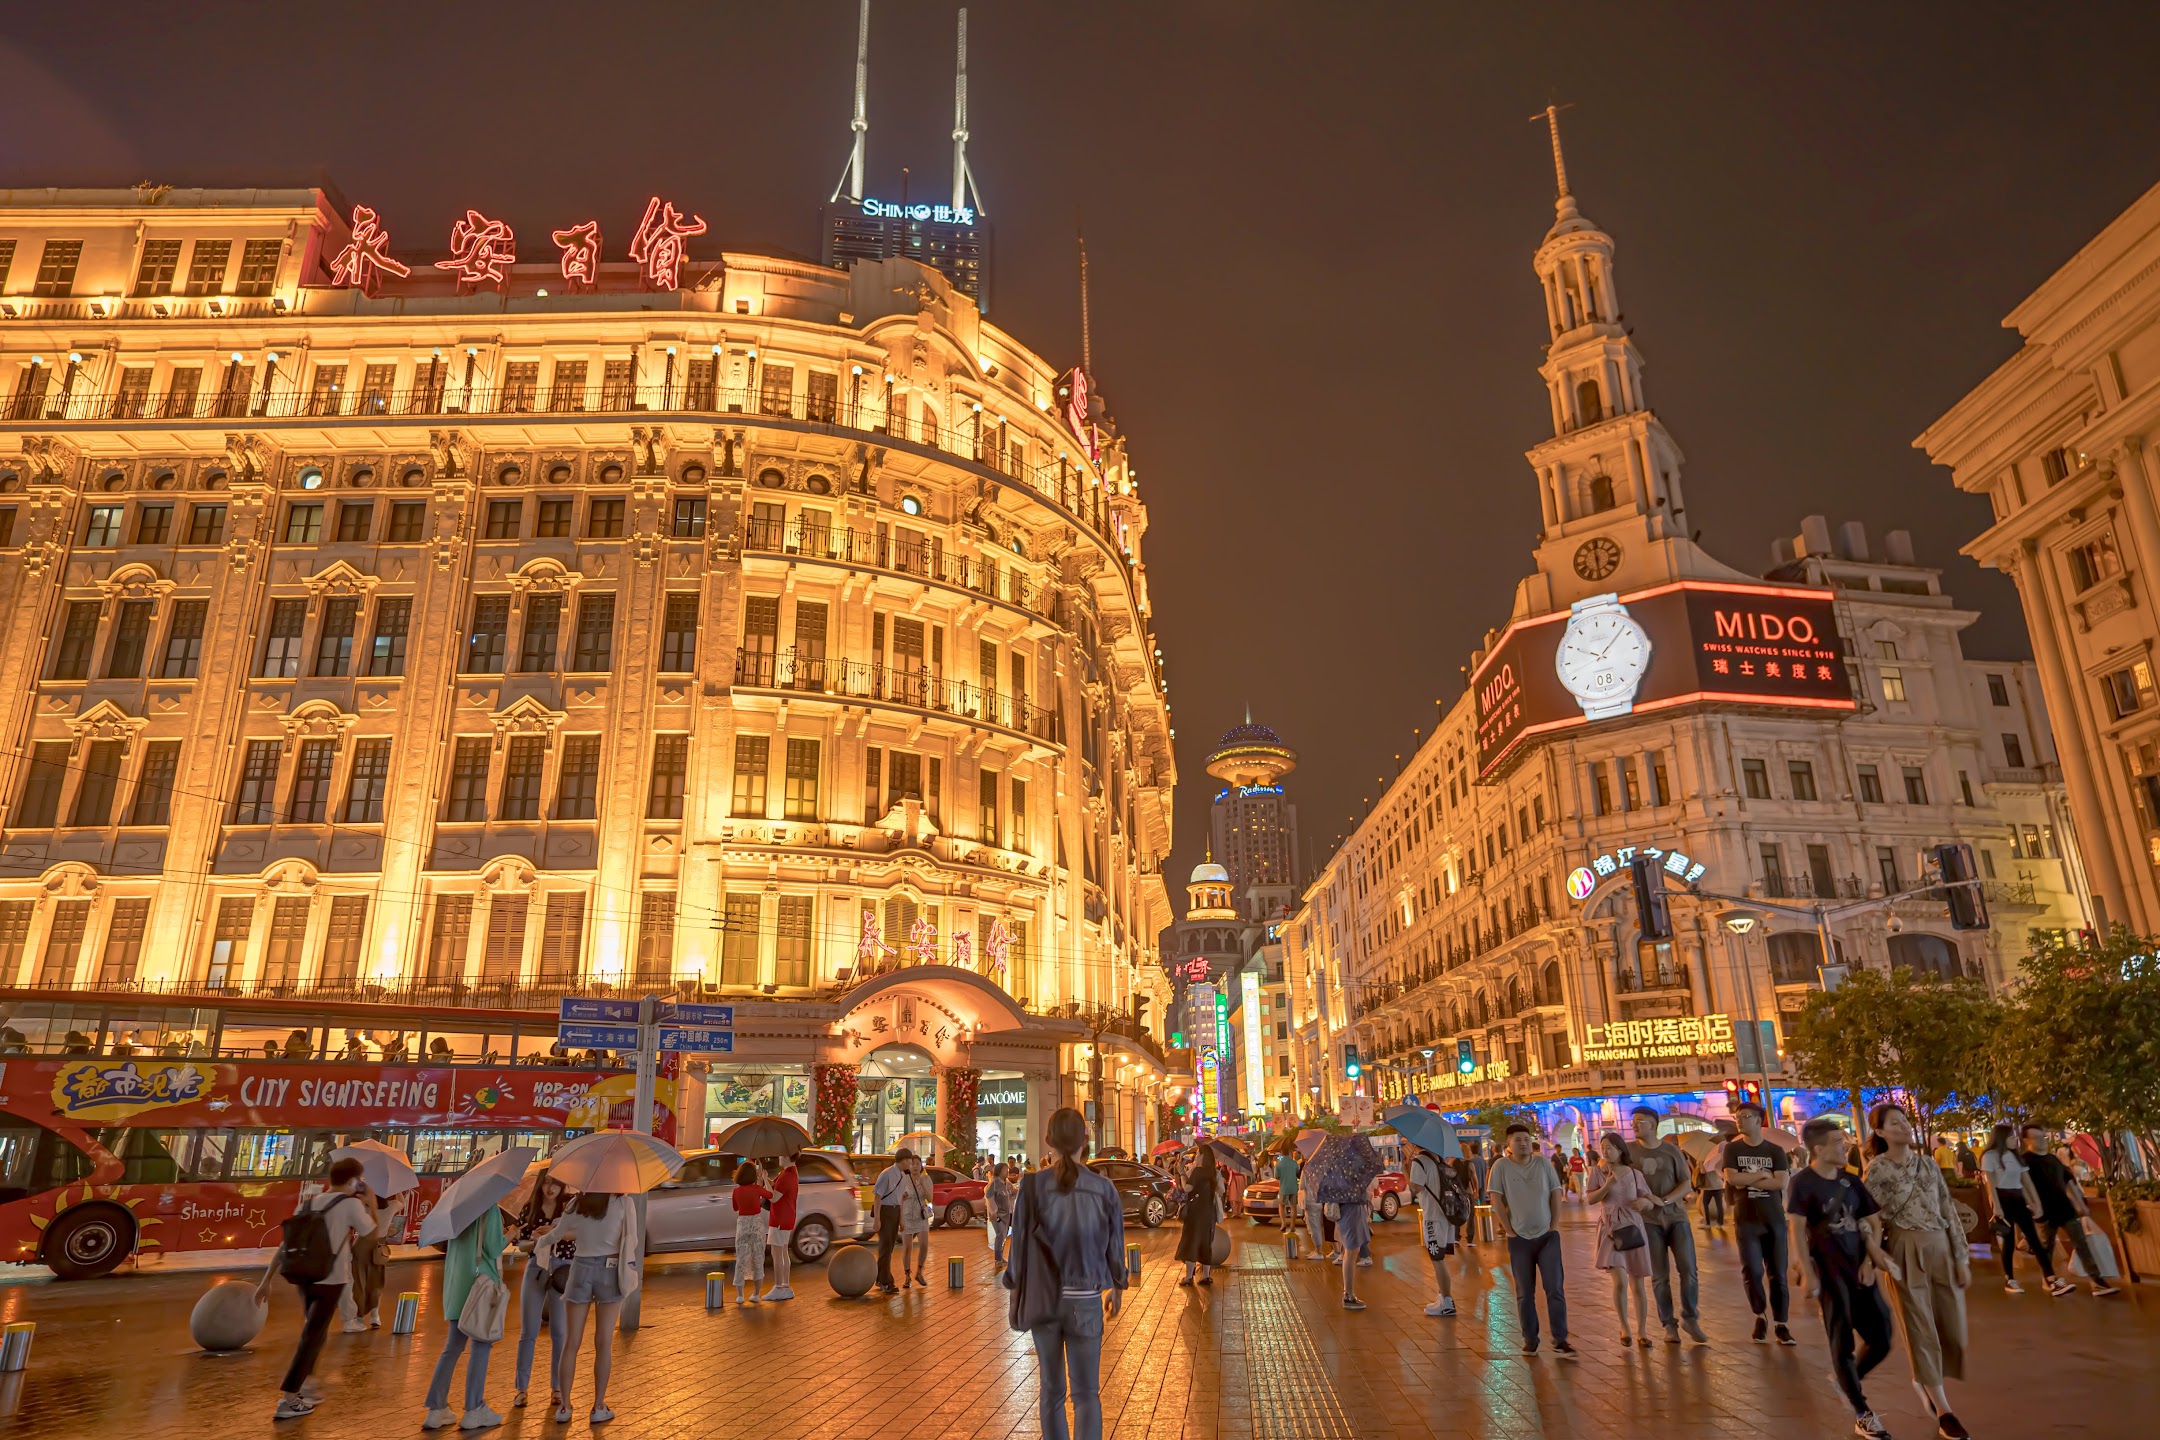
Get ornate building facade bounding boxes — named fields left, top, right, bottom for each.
left=1919, top=176, right=2160, bottom=937
left=1288, top=137, right=2086, bottom=1150
left=0, top=186, right=1176, bottom=1156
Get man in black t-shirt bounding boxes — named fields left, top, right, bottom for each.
left=1720, top=1102, right=1795, bottom=1344
left=1786, top=1118, right=1896, bottom=1439
left=2020, top=1125, right=2118, bottom=1297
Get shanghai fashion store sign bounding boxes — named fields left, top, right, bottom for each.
left=1581, top=1013, right=1736, bottom=1065
left=1473, top=581, right=1854, bottom=778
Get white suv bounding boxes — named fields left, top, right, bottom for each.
left=643, top=1148, right=866, bottom=1261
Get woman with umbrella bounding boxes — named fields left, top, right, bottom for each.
left=416, top=1148, right=529, bottom=1432
left=530, top=1131, right=681, bottom=1426
left=1176, top=1146, right=1221, bottom=1286
left=328, top=1140, right=416, bottom=1334
left=508, top=1171, right=574, bottom=1411
left=1305, top=1133, right=1382, bottom=1310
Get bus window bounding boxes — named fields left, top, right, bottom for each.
left=0, top=1117, right=93, bottom=1200
left=416, top=1029, right=517, bottom=1066
left=91, top=1127, right=198, bottom=1184
left=226, top=1129, right=303, bottom=1178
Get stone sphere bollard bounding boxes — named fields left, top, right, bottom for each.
left=827, top=1244, right=877, bottom=1298
left=1209, top=1224, right=1232, bottom=1267
left=190, top=1279, right=268, bottom=1352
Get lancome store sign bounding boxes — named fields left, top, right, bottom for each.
left=1474, top=581, right=1855, bottom=778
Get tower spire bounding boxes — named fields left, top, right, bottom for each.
left=1076, top=227, right=1093, bottom=378
left=831, top=0, right=871, bottom=205
left=950, top=7, right=987, bottom=217
left=1530, top=102, right=1580, bottom=224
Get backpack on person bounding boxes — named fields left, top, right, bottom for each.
left=1414, top=1155, right=1473, bottom=1229
left=276, top=1193, right=352, bottom=1286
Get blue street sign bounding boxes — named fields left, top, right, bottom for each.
left=559, top=998, right=640, bottom=1024
left=657, top=1026, right=735, bottom=1053
left=557, top=1022, right=641, bottom=1050
left=661, top=1003, right=734, bottom=1028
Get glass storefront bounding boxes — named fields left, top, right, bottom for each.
left=974, top=1072, right=1028, bottom=1163
left=701, top=1068, right=810, bottom=1147
left=850, top=1045, right=941, bottom=1156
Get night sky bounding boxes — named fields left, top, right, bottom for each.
left=8, top=2, right=2160, bottom=901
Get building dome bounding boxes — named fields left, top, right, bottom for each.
left=1190, top=861, right=1231, bottom=885
left=1216, top=721, right=1284, bottom=749
left=1205, top=718, right=1298, bottom=787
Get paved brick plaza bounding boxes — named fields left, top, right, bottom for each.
left=0, top=1209, right=2150, bottom=1438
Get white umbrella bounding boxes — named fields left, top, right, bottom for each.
left=546, top=1130, right=685, bottom=1194
left=419, top=1147, right=536, bottom=1246
left=330, top=1139, right=418, bottom=1196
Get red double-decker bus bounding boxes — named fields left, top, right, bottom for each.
left=0, top=988, right=681, bottom=1280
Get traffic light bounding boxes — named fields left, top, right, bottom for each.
left=1722, top=1078, right=1741, bottom=1104
left=1741, top=1079, right=1765, bottom=1107
left=1344, top=1044, right=1362, bottom=1080
left=1630, top=855, right=1673, bottom=941
left=1456, top=1038, right=1476, bottom=1075
left=1933, top=843, right=1989, bottom=931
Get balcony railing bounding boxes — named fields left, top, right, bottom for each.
left=1614, top=961, right=1693, bottom=995
left=732, top=649, right=1060, bottom=743
left=740, top=518, right=1054, bottom=620
left=1755, top=872, right=1868, bottom=900
left=3, top=379, right=1123, bottom=537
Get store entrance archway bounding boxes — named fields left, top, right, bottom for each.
left=852, top=1043, right=941, bottom=1158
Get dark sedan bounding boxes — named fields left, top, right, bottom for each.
left=1087, top=1158, right=1174, bottom=1228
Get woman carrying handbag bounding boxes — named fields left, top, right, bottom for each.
left=1003, top=1107, right=1125, bottom=1440
left=421, top=1200, right=508, bottom=1431
left=1585, top=1132, right=1654, bottom=1347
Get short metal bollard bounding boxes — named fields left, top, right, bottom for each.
left=0, top=1323, right=31, bottom=1373
left=1474, top=1205, right=1495, bottom=1245
left=706, top=1272, right=727, bottom=1309
left=1127, top=1242, right=1142, bottom=1280
left=1284, top=1230, right=1297, bottom=1260
left=391, top=1292, right=420, bottom=1335
left=947, top=1256, right=964, bottom=1289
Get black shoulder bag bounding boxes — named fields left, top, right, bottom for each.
left=1006, top=1171, right=1065, bottom=1333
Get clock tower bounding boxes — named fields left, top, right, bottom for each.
left=1513, top=107, right=1749, bottom=621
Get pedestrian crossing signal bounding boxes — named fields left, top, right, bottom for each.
left=1344, top=1045, right=1361, bottom=1080
left=1455, top=1039, right=1476, bottom=1075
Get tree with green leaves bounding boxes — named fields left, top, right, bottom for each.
left=1783, top=964, right=2000, bottom=1138
left=1993, top=927, right=2160, bottom=1178
left=1461, top=1102, right=1542, bottom=1137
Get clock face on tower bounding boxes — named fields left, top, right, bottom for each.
left=1555, top=599, right=1653, bottom=716
left=1573, top=537, right=1621, bottom=581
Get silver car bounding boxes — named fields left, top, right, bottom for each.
left=644, top=1148, right=866, bottom=1262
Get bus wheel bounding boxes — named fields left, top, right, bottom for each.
left=45, top=1204, right=135, bottom=1280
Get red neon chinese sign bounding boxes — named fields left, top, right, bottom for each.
left=552, top=220, right=601, bottom=291
left=627, top=195, right=706, bottom=291
left=327, top=205, right=412, bottom=297
left=434, top=209, right=517, bottom=290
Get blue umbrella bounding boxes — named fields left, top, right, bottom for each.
left=1383, top=1104, right=1459, bottom=1158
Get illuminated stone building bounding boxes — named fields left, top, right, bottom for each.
left=1289, top=125, right=2084, bottom=1150
left=1919, top=176, right=2160, bottom=937
left=0, top=184, right=1175, bottom=1156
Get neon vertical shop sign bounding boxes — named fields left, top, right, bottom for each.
left=1240, top=971, right=1264, bottom=1114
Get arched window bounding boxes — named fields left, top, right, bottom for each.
left=1768, top=930, right=1832, bottom=985
left=1889, top=932, right=1962, bottom=981
left=1506, top=978, right=1524, bottom=1015
left=1589, top=473, right=1616, bottom=512
left=1576, top=378, right=1604, bottom=426
left=1475, top=992, right=1490, bottom=1026
left=1540, top=960, right=1562, bottom=1007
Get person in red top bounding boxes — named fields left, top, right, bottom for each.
left=765, top=1151, right=801, bottom=1302
left=730, top=1161, right=775, bottom=1305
